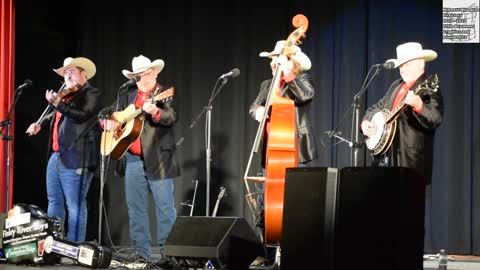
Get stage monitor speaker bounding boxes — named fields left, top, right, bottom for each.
left=164, top=216, right=264, bottom=270
left=281, top=167, right=339, bottom=270
left=335, top=167, right=426, bottom=270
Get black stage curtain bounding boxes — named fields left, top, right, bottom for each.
left=12, top=0, right=480, bottom=254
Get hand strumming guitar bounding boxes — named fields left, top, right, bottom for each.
left=103, top=120, right=120, bottom=132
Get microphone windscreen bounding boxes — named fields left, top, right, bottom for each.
left=231, top=68, right=240, bottom=77
left=385, top=61, right=395, bottom=69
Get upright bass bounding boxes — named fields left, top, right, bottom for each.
left=244, top=14, right=309, bottom=244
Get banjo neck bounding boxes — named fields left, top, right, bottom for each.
left=386, top=74, right=438, bottom=124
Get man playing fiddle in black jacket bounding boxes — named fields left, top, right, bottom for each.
left=26, top=57, right=102, bottom=242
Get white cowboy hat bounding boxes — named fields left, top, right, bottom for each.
left=122, top=55, right=165, bottom=79
left=53, top=57, right=96, bottom=79
left=390, top=42, right=437, bottom=68
left=259, top=40, right=312, bottom=71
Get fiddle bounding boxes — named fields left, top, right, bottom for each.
left=34, top=82, right=82, bottom=126
left=49, top=83, right=82, bottom=104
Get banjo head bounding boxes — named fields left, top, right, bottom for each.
left=365, top=109, right=391, bottom=153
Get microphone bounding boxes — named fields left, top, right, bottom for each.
left=120, top=75, right=140, bottom=88
left=16, top=79, right=33, bottom=90
left=219, top=68, right=240, bottom=79
left=373, top=60, right=396, bottom=69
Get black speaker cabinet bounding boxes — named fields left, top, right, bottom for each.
left=164, top=216, right=264, bottom=270
left=281, top=167, right=339, bottom=270
left=335, top=167, right=426, bottom=270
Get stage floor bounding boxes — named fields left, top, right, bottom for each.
left=1, top=254, right=480, bottom=269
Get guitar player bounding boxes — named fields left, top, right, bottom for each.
left=360, top=42, right=443, bottom=270
left=102, top=55, right=180, bottom=268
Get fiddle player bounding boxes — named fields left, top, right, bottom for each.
left=249, top=40, right=318, bottom=265
left=26, top=57, right=102, bottom=242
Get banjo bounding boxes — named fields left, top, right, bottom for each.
left=365, top=74, right=439, bottom=155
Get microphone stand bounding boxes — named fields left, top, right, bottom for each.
left=98, top=113, right=111, bottom=245
left=96, top=88, right=123, bottom=244
left=184, top=77, right=229, bottom=216
left=324, top=65, right=382, bottom=167
left=351, top=65, right=382, bottom=166
left=1, top=85, right=26, bottom=212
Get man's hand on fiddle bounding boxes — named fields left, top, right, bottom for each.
left=45, top=90, right=59, bottom=106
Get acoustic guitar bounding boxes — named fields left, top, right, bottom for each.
left=100, top=87, right=174, bottom=159
left=365, top=74, right=439, bottom=155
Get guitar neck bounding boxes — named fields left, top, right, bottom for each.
left=115, top=88, right=170, bottom=124
left=126, top=107, right=144, bottom=123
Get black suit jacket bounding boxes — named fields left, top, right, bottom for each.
left=363, top=73, right=443, bottom=184
left=116, top=83, right=181, bottom=179
left=249, top=73, right=318, bottom=163
left=46, top=82, right=102, bottom=170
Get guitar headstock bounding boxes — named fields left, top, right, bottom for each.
left=415, top=74, right=440, bottom=95
left=153, top=86, right=174, bottom=103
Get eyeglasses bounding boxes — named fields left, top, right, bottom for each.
left=136, top=69, right=154, bottom=80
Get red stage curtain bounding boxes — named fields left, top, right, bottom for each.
left=0, top=0, right=15, bottom=212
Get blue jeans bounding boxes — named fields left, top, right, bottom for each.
left=46, top=152, right=93, bottom=242
left=124, top=153, right=176, bottom=259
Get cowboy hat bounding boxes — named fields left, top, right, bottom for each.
left=391, top=42, right=437, bottom=68
left=53, top=57, right=97, bottom=79
left=259, top=40, right=312, bottom=71
left=122, top=55, right=165, bottom=79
